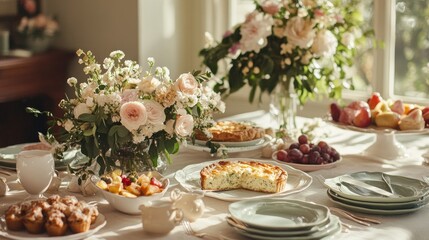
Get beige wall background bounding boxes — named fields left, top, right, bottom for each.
left=43, top=0, right=326, bottom=118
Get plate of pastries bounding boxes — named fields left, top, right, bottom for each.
left=1, top=195, right=105, bottom=240
left=329, top=92, right=429, bottom=133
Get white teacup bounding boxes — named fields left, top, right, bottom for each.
left=16, top=150, right=54, bottom=198
left=139, top=200, right=183, bottom=234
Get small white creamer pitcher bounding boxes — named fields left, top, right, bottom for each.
left=170, top=188, right=205, bottom=222
left=139, top=200, right=183, bottom=234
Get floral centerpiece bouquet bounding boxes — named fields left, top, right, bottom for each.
left=28, top=49, right=225, bottom=183
left=200, top=0, right=371, bottom=129
left=16, top=13, right=59, bottom=52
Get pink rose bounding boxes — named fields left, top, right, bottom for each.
left=120, top=101, right=148, bottom=131
left=175, top=114, right=194, bottom=137
left=175, top=73, right=198, bottom=95
left=284, top=16, right=315, bottom=49
left=143, top=100, right=166, bottom=125
left=261, top=0, right=280, bottom=15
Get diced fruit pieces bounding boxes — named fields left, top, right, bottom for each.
left=108, top=182, right=122, bottom=194
left=142, top=185, right=161, bottom=196
left=150, top=177, right=163, bottom=188
left=121, top=191, right=137, bottom=198
left=96, top=170, right=164, bottom=198
left=96, top=180, right=108, bottom=190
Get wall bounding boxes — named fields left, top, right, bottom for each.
left=44, top=0, right=139, bottom=82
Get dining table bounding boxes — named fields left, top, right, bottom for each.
left=1, top=110, right=429, bottom=240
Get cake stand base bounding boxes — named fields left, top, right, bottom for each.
left=363, top=132, right=408, bottom=160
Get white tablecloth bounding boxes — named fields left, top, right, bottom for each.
left=2, top=111, right=429, bottom=240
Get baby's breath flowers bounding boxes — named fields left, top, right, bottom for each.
left=28, top=49, right=225, bottom=183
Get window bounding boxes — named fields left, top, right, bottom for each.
left=394, top=1, right=429, bottom=99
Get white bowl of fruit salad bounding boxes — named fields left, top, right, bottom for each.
left=95, top=170, right=169, bottom=215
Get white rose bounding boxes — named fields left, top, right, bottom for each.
left=311, top=30, right=338, bottom=57
left=63, top=120, right=74, bottom=132
left=175, top=73, right=198, bottom=95
left=120, top=101, right=148, bottom=131
left=175, top=114, right=194, bottom=137
left=138, top=76, right=160, bottom=93
left=144, top=100, right=166, bottom=125
left=284, top=16, right=315, bottom=49
left=73, top=103, right=91, bottom=118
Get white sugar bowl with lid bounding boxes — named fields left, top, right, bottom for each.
left=170, top=188, right=205, bottom=222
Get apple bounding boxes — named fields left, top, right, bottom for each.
left=367, top=92, right=383, bottom=110
left=330, top=103, right=342, bottom=122
left=353, top=108, right=371, bottom=128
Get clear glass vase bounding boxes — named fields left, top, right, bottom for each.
left=114, top=145, right=167, bottom=174
left=269, top=79, right=298, bottom=132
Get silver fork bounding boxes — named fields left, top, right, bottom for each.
left=182, top=219, right=236, bottom=240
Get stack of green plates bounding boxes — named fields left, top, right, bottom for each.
left=324, top=171, right=429, bottom=215
left=227, top=199, right=342, bottom=240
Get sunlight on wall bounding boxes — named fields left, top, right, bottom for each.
left=163, top=1, right=175, bottom=38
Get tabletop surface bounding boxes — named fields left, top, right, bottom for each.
left=1, top=110, right=429, bottom=240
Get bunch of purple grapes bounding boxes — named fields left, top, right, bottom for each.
left=276, top=135, right=340, bottom=165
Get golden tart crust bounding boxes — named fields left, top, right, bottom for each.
left=195, top=121, right=265, bottom=142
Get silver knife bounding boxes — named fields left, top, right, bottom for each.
left=339, top=175, right=398, bottom=197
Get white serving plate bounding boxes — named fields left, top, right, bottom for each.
left=194, top=138, right=264, bottom=148
left=324, top=171, right=429, bottom=203
left=0, top=213, right=106, bottom=240
left=229, top=199, right=330, bottom=230
left=229, top=215, right=341, bottom=240
left=174, top=158, right=312, bottom=201
left=272, top=151, right=342, bottom=172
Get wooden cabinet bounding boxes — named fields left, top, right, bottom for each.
left=0, top=49, right=74, bottom=147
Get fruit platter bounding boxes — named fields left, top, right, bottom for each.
left=272, top=134, right=342, bottom=172
left=328, top=92, right=429, bottom=160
